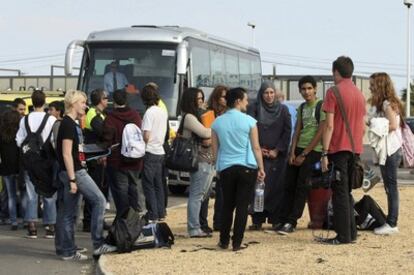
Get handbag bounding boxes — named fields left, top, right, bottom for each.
left=400, top=120, right=414, bottom=168
left=332, top=86, right=364, bottom=189
left=165, top=114, right=199, bottom=172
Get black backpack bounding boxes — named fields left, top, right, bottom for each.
left=299, top=100, right=323, bottom=127
left=106, top=208, right=175, bottom=253
left=106, top=207, right=147, bottom=253
left=20, top=114, right=56, bottom=197
left=354, top=195, right=386, bottom=230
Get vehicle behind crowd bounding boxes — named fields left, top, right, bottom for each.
left=65, top=25, right=263, bottom=193
left=0, top=90, right=65, bottom=115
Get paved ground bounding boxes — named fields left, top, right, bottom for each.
left=0, top=226, right=94, bottom=275
left=0, top=194, right=187, bottom=275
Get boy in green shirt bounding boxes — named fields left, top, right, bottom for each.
left=277, top=75, right=326, bottom=234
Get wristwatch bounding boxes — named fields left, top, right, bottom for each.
left=300, top=152, right=307, bottom=158
left=69, top=178, right=76, bottom=183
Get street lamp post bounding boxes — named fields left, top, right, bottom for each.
left=404, top=0, right=413, bottom=117
left=247, top=22, right=256, bottom=48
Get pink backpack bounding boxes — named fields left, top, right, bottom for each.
left=401, top=123, right=414, bottom=168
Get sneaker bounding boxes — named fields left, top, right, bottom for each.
left=317, top=237, right=344, bottom=245
left=277, top=223, right=295, bottom=235
left=62, top=252, right=89, bottom=261
left=271, top=223, right=284, bottom=231
left=189, top=230, right=211, bottom=238
left=45, top=225, right=55, bottom=239
left=93, top=244, right=117, bottom=256
left=105, top=202, right=110, bottom=211
left=26, top=230, right=38, bottom=239
left=232, top=244, right=248, bottom=252
left=11, top=223, right=18, bottom=231
left=217, top=242, right=228, bottom=249
left=201, top=226, right=213, bottom=234
left=76, top=247, right=88, bottom=253
left=374, top=223, right=399, bottom=235
left=26, top=223, right=37, bottom=239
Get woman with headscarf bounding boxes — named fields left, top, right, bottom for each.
left=248, top=81, right=292, bottom=230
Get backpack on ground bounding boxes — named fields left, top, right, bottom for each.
left=354, top=195, right=386, bottom=230
left=121, top=123, right=146, bottom=162
left=401, top=122, right=414, bottom=168
left=20, top=114, right=56, bottom=197
left=106, top=209, right=174, bottom=253
left=106, top=207, right=146, bottom=253
left=133, top=222, right=175, bottom=249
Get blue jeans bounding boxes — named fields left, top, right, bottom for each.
left=3, top=175, right=18, bottom=225
left=142, top=153, right=165, bottom=220
left=379, top=149, right=402, bottom=227
left=188, top=162, right=215, bottom=235
left=55, top=169, right=106, bottom=257
left=24, top=171, right=57, bottom=224
left=0, top=179, right=8, bottom=220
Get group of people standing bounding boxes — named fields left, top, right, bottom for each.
left=0, top=55, right=405, bottom=260
left=0, top=95, right=59, bottom=239
left=206, top=56, right=404, bottom=249
left=0, top=83, right=170, bottom=260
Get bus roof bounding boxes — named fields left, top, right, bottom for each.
left=86, top=25, right=260, bottom=55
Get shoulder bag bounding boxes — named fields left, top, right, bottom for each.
left=332, top=86, right=364, bottom=189
left=165, top=114, right=199, bottom=172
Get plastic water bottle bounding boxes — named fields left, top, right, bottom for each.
left=253, top=181, right=265, bottom=212
left=314, top=161, right=321, bottom=171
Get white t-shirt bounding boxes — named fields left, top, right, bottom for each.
left=142, top=105, right=168, bottom=155
left=16, top=112, right=57, bottom=147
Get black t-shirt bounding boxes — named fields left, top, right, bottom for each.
left=57, top=116, right=86, bottom=171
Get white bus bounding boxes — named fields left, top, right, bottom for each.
left=65, top=25, right=262, bottom=193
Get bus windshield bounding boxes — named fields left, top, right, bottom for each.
left=81, top=43, right=178, bottom=116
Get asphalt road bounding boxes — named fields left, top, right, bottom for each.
left=0, top=194, right=187, bottom=275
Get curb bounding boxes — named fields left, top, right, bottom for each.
left=97, top=203, right=188, bottom=275
left=96, top=255, right=114, bottom=275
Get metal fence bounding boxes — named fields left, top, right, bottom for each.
left=0, top=75, right=78, bottom=92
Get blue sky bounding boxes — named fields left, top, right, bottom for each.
left=0, top=0, right=412, bottom=90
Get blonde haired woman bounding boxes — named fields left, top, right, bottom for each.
left=55, top=90, right=116, bottom=260
left=369, top=73, right=403, bottom=235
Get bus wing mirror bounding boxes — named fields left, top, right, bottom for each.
left=176, top=41, right=188, bottom=75
left=65, top=40, right=85, bottom=76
